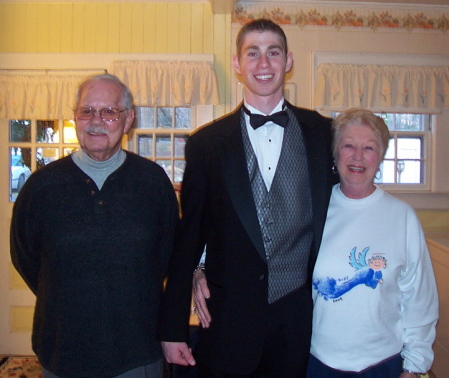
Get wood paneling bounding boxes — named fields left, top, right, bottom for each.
left=60, top=3, right=74, bottom=53
left=0, top=4, right=14, bottom=52
left=72, top=3, right=86, bottom=52
left=143, top=3, right=157, bottom=53
left=10, top=307, right=34, bottom=332
left=178, top=4, right=192, bottom=53
left=48, top=4, right=62, bottom=52
left=191, top=4, right=204, bottom=53
left=83, top=3, right=97, bottom=53
left=167, top=3, right=180, bottom=53
left=119, top=3, right=133, bottom=53
left=0, top=2, right=221, bottom=55
left=155, top=3, right=169, bottom=53
left=25, top=4, right=39, bottom=52
left=131, top=3, right=145, bottom=53
left=107, top=3, right=121, bottom=53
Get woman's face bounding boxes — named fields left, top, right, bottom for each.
left=335, top=124, right=382, bottom=199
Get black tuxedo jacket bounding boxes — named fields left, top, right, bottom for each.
left=158, top=102, right=337, bottom=374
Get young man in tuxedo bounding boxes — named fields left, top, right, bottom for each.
left=158, top=19, right=337, bottom=378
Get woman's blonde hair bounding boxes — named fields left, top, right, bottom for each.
left=332, top=108, right=390, bottom=161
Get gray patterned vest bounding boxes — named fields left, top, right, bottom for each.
left=241, top=107, right=313, bottom=303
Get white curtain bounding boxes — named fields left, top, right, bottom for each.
left=109, top=60, right=220, bottom=106
left=0, top=73, right=103, bottom=120
left=314, top=64, right=449, bottom=112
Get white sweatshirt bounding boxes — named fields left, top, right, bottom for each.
left=310, top=184, right=439, bottom=373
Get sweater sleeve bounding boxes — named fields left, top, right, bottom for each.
left=399, top=209, right=439, bottom=373
left=10, top=175, right=41, bottom=295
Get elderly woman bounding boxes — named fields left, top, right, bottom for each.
left=192, top=108, right=438, bottom=378
left=307, top=108, right=438, bottom=378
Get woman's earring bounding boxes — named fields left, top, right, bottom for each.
left=332, top=161, right=338, bottom=175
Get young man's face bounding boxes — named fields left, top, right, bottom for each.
left=233, top=30, right=293, bottom=110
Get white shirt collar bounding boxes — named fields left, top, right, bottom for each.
left=243, top=98, right=285, bottom=116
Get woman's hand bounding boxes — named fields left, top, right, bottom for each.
left=192, top=270, right=212, bottom=328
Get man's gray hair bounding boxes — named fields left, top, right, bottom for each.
left=74, top=73, right=134, bottom=110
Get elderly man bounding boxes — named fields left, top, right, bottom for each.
left=10, top=74, right=178, bottom=378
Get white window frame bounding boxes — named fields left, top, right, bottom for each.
left=129, top=105, right=197, bottom=184
left=376, top=112, right=431, bottom=191
left=382, top=128, right=431, bottom=191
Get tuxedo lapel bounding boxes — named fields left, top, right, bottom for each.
left=218, top=109, right=266, bottom=261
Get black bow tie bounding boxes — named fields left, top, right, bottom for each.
left=242, top=105, right=289, bottom=129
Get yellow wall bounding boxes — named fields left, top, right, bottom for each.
left=0, top=2, right=232, bottom=113
left=418, top=210, right=449, bottom=234
left=0, top=2, right=213, bottom=53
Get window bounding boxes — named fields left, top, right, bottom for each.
left=8, top=105, right=195, bottom=202
left=8, top=119, right=79, bottom=201
left=130, top=106, right=191, bottom=186
left=376, top=113, right=430, bottom=188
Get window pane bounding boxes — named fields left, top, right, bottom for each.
left=378, top=113, right=424, bottom=131
left=397, top=160, right=422, bottom=184
left=135, top=107, right=155, bottom=129
left=384, top=138, right=395, bottom=159
left=175, top=108, right=191, bottom=129
left=156, top=135, right=171, bottom=157
left=174, top=160, right=186, bottom=183
left=395, top=114, right=423, bottom=131
left=138, top=135, right=153, bottom=158
left=174, top=135, right=188, bottom=158
left=397, top=137, right=422, bottom=159
left=377, top=160, right=395, bottom=184
left=37, top=120, right=59, bottom=143
left=63, top=120, right=78, bottom=143
left=156, top=160, right=172, bottom=180
left=10, top=120, right=31, bottom=142
left=157, top=108, right=173, bottom=128
left=10, top=148, right=32, bottom=201
left=37, top=147, right=59, bottom=169
left=64, top=147, right=78, bottom=156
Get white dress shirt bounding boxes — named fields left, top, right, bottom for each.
left=243, top=99, right=285, bottom=191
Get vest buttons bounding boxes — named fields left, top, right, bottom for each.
left=259, top=274, right=265, bottom=280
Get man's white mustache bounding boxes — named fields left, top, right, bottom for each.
left=86, top=126, right=109, bottom=135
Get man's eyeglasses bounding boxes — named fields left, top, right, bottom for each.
left=74, top=107, right=127, bottom=121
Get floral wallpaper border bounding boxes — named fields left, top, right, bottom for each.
left=232, top=4, right=449, bottom=32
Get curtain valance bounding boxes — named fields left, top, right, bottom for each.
left=314, top=63, right=449, bottom=112
left=109, top=60, right=220, bottom=106
left=0, top=73, right=102, bottom=120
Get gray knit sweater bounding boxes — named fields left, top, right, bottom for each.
left=10, top=151, right=178, bottom=377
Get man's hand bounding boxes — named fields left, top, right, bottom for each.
left=161, top=341, right=196, bottom=366
left=193, top=270, right=212, bottom=328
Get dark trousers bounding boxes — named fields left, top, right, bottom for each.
left=197, top=287, right=313, bottom=378
left=43, top=360, right=164, bottom=378
left=306, top=353, right=403, bottom=378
